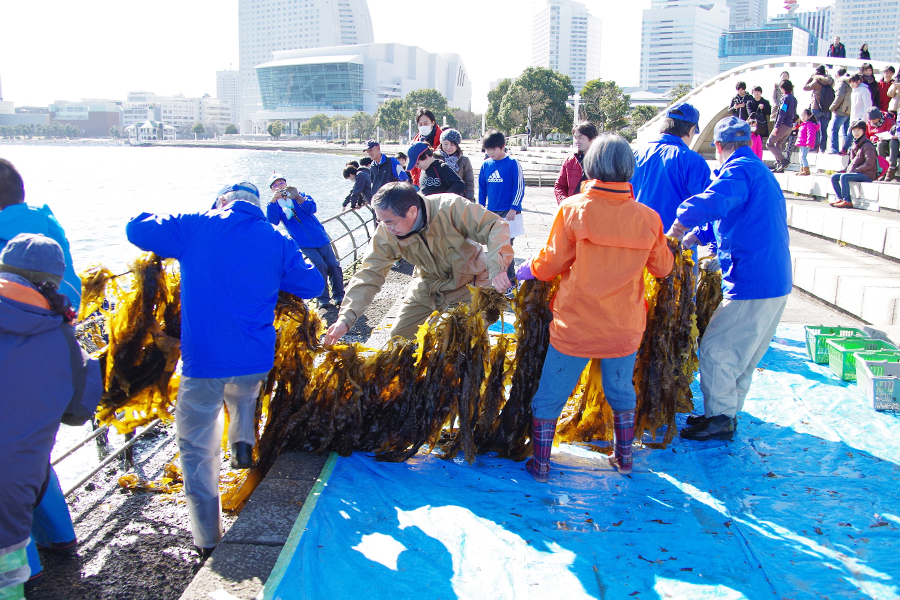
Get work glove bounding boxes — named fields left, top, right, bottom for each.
left=682, top=232, right=700, bottom=249
left=516, top=260, right=535, bottom=281
left=666, top=220, right=688, bottom=241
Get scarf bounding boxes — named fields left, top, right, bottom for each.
left=444, top=154, right=461, bottom=173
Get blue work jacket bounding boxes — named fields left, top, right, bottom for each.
left=631, top=134, right=712, bottom=231
left=266, top=195, right=331, bottom=249
left=676, top=146, right=792, bottom=300
left=0, top=203, right=82, bottom=310
left=126, top=201, right=324, bottom=378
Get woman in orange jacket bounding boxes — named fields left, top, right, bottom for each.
left=516, top=134, right=674, bottom=481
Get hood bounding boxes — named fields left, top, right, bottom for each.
left=0, top=203, right=53, bottom=243
left=0, top=295, right=63, bottom=337
left=815, top=75, right=834, bottom=85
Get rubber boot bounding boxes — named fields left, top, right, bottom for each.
left=798, top=166, right=810, bottom=176
left=609, top=410, right=635, bottom=474
left=526, top=418, right=557, bottom=483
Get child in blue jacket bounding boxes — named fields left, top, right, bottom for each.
left=478, top=131, right=523, bottom=281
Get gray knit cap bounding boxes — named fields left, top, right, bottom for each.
left=0, top=233, right=65, bottom=286
left=440, top=128, right=462, bottom=146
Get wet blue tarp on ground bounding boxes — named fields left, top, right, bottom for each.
left=266, top=324, right=900, bottom=600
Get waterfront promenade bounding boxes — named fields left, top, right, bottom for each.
left=178, top=185, right=899, bottom=600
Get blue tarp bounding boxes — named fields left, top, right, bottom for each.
left=265, top=325, right=900, bottom=599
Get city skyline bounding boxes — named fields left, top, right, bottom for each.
left=1, top=0, right=834, bottom=113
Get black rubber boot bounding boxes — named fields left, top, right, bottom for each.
left=230, top=442, right=254, bottom=470
left=680, top=414, right=736, bottom=441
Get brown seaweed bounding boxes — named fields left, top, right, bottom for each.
left=695, top=261, right=723, bottom=342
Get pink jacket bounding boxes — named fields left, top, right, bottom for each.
left=795, top=121, right=820, bottom=148
left=750, top=133, right=763, bottom=158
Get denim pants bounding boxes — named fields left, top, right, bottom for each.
left=531, top=343, right=637, bottom=420
left=829, top=115, right=849, bottom=153
left=830, top=173, right=872, bottom=200
left=813, top=110, right=831, bottom=152
left=301, top=243, right=344, bottom=302
left=799, top=146, right=810, bottom=168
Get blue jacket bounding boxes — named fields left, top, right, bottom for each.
left=631, top=134, right=712, bottom=231
left=0, top=203, right=82, bottom=310
left=676, top=146, right=792, bottom=300
left=266, top=195, right=331, bottom=249
left=478, top=156, right=524, bottom=213
left=0, top=280, right=101, bottom=549
left=126, top=201, right=324, bottom=378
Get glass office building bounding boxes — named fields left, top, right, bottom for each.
left=719, top=20, right=819, bottom=72
left=257, top=57, right=363, bottom=112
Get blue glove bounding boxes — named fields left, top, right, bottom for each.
left=516, top=260, right=535, bottom=281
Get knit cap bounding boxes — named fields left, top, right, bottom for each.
left=0, top=233, right=65, bottom=286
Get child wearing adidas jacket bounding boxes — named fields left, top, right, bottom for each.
left=478, top=130, right=524, bottom=281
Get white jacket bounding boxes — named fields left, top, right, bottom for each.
left=850, top=83, right=874, bottom=121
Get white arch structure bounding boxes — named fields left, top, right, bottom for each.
left=636, top=57, right=896, bottom=152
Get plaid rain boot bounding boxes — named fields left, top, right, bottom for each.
left=526, top=418, right=557, bottom=483
left=609, top=410, right=635, bottom=474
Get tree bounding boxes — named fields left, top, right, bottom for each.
left=176, top=123, right=193, bottom=139
left=109, top=125, right=120, bottom=139
left=496, top=68, right=574, bottom=137
left=667, top=84, right=693, bottom=105
left=452, top=109, right=482, bottom=138
left=498, top=85, right=549, bottom=136
left=330, top=114, right=349, bottom=140
left=191, top=122, right=205, bottom=139
left=630, top=105, right=660, bottom=130
left=306, top=114, right=331, bottom=139
left=348, top=111, right=375, bottom=139
left=579, top=79, right=631, bottom=133
left=224, top=124, right=238, bottom=134
left=486, top=79, right=512, bottom=131
left=402, top=89, right=455, bottom=128
left=204, top=122, right=220, bottom=139
left=267, top=120, right=283, bottom=139
left=375, top=98, right=404, bottom=140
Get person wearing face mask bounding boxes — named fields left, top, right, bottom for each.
left=554, top=121, right=598, bottom=204
left=666, top=117, right=791, bottom=442
left=831, top=121, right=878, bottom=208
left=745, top=86, right=771, bottom=139
left=747, top=116, right=763, bottom=158
left=409, top=108, right=443, bottom=187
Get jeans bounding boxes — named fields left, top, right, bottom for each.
left=766, top=124, right=793, bottom=165
left=829, top=115, right=849, bottom=153
left=300, top=243, right=344, bottom=302
left=813, top=110, right=831, bottom=152
left=876, top=138, right=900, bottom=168
left=830, top=173, right=872, bottom=200
left=531, top=343, right=638, bottom=420
left=799, top=146, right=810, bottom=168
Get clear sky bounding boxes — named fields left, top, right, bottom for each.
left=0, top=0, right=831, bottom=113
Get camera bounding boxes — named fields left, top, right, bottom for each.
left=280, top=189, right=289, bottom=198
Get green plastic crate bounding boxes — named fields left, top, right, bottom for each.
left=826, top=338, right=899, bottom=381
left=804, top=325, right=869, bottom=364
left=856, top=359, right=900, bottom=411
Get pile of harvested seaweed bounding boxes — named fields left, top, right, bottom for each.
left=84, top=240, right=707, bottom=501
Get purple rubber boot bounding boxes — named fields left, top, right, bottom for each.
left=609, top=409, right=635, bottom=474
left=526, top=418, right=557, bottom=483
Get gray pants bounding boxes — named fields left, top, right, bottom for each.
left=176, top=372, right=266, bottom=549
left=766, top=124, right=793, bottom=165
left=698, top=295, right=788, bottom=418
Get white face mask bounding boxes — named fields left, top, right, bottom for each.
left=418, top=125, right=433, bottom=136
left=750, top=126, right=757, bottom=132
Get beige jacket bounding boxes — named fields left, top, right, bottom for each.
left=803, top=74, right=834, bottom=111
left=888, top=82, right=900, bottom=112
left=830, top=76, right=852, bottom=117
left=337, top=193, right=514, bottom=330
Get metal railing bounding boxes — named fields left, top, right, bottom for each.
left=321, top=205, right=377, bottom=272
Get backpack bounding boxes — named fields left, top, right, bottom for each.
left=877, top=154, right=889, bottom=177
left=819, top=83, right=836, bottom=112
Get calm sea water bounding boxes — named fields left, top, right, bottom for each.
left=0, top=144, right=358, bottom=272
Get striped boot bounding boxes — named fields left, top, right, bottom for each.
left=526, top=418, right=557, bottom=483
left=609, top=410, right=635, bottom=474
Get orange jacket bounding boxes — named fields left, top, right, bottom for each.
left=531, top=180, right=674, bottom=359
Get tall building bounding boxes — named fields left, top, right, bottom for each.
left=640, top=0, right=730, bottom=90
left=531, top=0, right=601, bottom=91
left=833, top=0, right=900, bottom=63
left=719, top=19, right=821, bottom=72
left=238, top=0, right=374, bottom=133
left=123, top=92, right=232, bottom=132
left=249, top=43, right=471, bottom=134
left=49, top=100, right=123, bottom=137
left=725, top=0, right=767, bottom=31
left=794, top=5, right=832, bottom=42
left=216, top=70, right=241, bottom=126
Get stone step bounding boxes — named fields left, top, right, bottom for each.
left=786, top=198, right=900, bottom=258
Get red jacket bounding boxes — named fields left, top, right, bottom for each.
left=879, top=80, right=893, bottom=112
left=411, top=125, right=443, bottom=186
left=554, top=153, right=586, bottom=204
left=867, top=111, right=896, bottom=143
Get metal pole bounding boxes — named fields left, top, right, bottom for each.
left=481, top=113, right=485, bottom=137
left=376, top=126, right=380, bottom=144
left=408, top=119, right=412, bottom=142
left=51, top=424, right=110, bottom=466
left=573, top=93, right=580, bottom=149
left=63, top=419, right=162, bottom=497
left=527, top=106, right=532, bottom=148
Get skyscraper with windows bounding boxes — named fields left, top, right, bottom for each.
left=531, top=0, right=601, bottom=92
left=238, top=0, right=374, bottom=132
left=833, top=0, right=899, bottom=63
left=640, top=0, right=730, bottom=90
left=725, top=0, right=767, bottom=31
left=216, top=70, right=241, bottom=127
left=794, top=5, right=832, bottom=42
